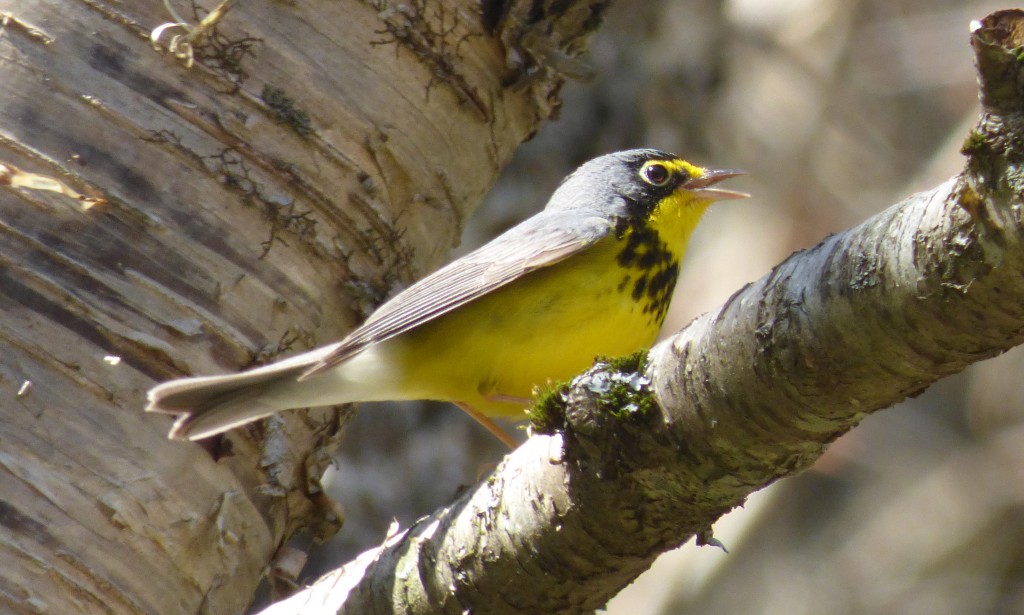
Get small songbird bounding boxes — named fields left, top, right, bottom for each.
left=147, top=149, right=747, bottom=446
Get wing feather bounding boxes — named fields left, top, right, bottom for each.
left=302, top=209, right=613, bottom=377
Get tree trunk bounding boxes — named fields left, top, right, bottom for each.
left=0, top=0, right=606, bottom=612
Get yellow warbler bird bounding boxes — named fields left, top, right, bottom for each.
left=147, top=149, right=746, bottom=446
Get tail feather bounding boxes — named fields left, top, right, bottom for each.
left=147, top=345, right=339, bottom=440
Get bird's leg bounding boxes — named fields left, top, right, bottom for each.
left=487, top=394, right=531, bottom=405
left=454, top=402, right=518, bottom=449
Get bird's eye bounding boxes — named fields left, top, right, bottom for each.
left=641, top=162, right=672, bottom=187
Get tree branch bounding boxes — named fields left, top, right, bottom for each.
left=261, top=10, right=1024, bottom=614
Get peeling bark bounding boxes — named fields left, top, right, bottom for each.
left=0, top=0, right=608, bottom=612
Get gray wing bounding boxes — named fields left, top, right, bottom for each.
left=302, top=209, right=614, bottom=377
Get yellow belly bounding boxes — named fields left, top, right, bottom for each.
left=382, top=236, right=670, bottom=417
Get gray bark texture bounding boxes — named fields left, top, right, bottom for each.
left=0, top=0, right=607, bottom=613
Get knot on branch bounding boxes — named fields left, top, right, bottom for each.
left=529, top=352, right=688, bottom=482
left=972, top=10, right=1024, bottom=116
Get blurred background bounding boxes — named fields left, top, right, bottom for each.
left=313, top=1, right=1024, bottom=613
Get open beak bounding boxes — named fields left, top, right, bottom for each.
left=682, top=168, right=749, bottom=201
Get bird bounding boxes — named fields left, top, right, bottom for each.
left=147, top=149, right=747, bottom=446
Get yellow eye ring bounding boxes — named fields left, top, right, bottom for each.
left=640, top=161, right=672, bottom=187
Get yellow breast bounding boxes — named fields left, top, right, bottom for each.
left=383, top=195, right=712, bottom=417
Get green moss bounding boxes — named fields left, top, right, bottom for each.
left=261, top=85, right=314, bottom=137
left=961, top=129, right=986, bottom=156
left=585, top=351, right=655, bottom=421
left=527, top=380, right=570, bottom=434
left=528, top=351, right=656, bottom=433
left=600, top=350, right=649, bottom=375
